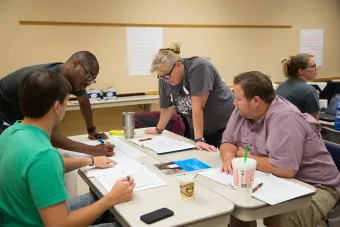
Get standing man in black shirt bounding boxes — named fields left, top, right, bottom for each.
left=0, top=51, right=114, bottom=156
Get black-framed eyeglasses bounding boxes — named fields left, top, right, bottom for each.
left=157, top=60, right=180, bottom=80
left=78, top=61, right=97, bottom=86
left=303, top=64, right=317, bottom=70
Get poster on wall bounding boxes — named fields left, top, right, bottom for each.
left=126, top=27, right=163, bottom=76
left=300, top=29, right=324, bottom=67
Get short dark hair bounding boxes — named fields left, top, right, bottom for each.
left=19, top=69, right=72, bottom=119
left=67, top=51, right=99, bottom=76
left=233, top=71, right=275, bottom=104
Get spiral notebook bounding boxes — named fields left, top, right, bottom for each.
left=128, top=136, right=196, bottom=154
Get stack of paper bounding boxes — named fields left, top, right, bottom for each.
left=84, top=138, right=146, bottom=159
left=128, top=136, right=196, bottom=154
left=91, top=161, right=167, bottom=192
left=83, top=139, right=166, bottom=192
left=199, top=168, right=315, bottom=205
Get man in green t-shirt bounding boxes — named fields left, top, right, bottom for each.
left=0, top=70, right=135, bottom=227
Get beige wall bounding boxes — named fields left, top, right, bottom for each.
left=1, top=0, right=340, bottom=135
left=1, top=0, right=340, bottom=92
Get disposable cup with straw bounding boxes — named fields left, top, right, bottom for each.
left=232, top=145, right=257, bottom=201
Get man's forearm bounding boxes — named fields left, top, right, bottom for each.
left=63, top=157, right=92, bottom=173
left=192, top=107, right=204, bottom=139
left=220, top=143, right=238, bottom=160
left=245, top=153, right=296, bottom=178
left=51, top=132, right=92, bottom=154
left=157, top=107, right=174, bottom=130
left=78, top=94, right=94, bottom=129
left=67, top=196, right=114, bottom=227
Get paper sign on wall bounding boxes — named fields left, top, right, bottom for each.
left=126, top=27, right=163, bottom=76
left=300, top=29, right=324, bottom=67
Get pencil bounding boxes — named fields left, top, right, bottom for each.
left=139, top=138, right=153, bottom=142
left=252, top=183, right=263, bottom=193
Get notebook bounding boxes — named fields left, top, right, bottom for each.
left=199, top=168, right=315, bottom=205
left=128, top=136, right=196, bottom=154
left=86, top=151, right=166, bottom=192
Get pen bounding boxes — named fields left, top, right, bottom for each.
left=97, top=138, right=105, bottom=144
left=139, top=138, right=153, bottom=142
left=127, top=175, right=130, bottom=181
left=252, top=183, right=263, bottom=193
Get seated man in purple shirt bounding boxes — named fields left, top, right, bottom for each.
left=220, top=71, right=340, bottom=227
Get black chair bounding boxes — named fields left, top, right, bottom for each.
left=322, top=127, right=340, bottom=227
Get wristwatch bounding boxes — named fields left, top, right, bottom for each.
left=195, top=138, right=205, bottom=143
left=87, top=126, right=96, bottom=134
left=89, top=156, right=94, bottom=166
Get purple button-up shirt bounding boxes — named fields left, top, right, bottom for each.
left=222, top=96, right=340, bottom=196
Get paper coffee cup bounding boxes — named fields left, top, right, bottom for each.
left=319, top=99, right=328, bottom=109
left=232, top=158, right=257, bottom=201
left=179, top=175, right=195, bottom=201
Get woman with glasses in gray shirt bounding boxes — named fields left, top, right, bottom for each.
left=145, top=44, right=235, bottom=151
left=276, top=53, right=320, bottom=120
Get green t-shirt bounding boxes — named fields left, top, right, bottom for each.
left=0, top=121, right=68, bottom=227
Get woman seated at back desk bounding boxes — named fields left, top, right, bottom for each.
left=276, top=53, right=320, bottom=120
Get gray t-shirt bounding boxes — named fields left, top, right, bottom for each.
left=276, top=78, right=320, bottom=114
left=159, top=57, right=235, bottom=135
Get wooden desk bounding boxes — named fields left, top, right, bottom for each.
left=67, top=95, right=159, bottom=111
left=125, top=129, right=315, bottom=222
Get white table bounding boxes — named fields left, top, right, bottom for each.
left=73, top=135, right=234, bottom=227
left=124, top=129, right=315, bottom=222
left=67, top=95, right=159, bottom=111
left=320, top=120, right=334, bottom=127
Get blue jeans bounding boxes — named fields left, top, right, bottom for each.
left=190, top=128, right=225, bottom=148
left=67, top=193, right=121, bottom=227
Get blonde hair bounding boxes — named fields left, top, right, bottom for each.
left=150, top=44, right=181, bottom=73
left=281, top=53, right=313, bottom=78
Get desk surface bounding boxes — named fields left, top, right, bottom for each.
left=121, top=129, right=315, bottom=221
left=72, top=135, right=234, bottom=227
left=319, top=120, right=334, bottom=127
left=67, top=95, right=159, bottom=111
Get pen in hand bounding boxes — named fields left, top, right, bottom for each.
left=97, top=138, right=105, bottom=144
left=252, top=183, right=263, bottom=193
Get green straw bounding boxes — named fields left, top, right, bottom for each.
left=244, top=145, right=249, bottom=164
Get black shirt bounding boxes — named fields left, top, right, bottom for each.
left=0, top=63, right=85, bottom=124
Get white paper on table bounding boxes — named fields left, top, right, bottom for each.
left=83, top=138, right=146, bottom=159
left=199, top=168, right=315, bottom=205
left=110, top=137, right=146, bottom=158
left=95, top=162, right=167, bottom=192
left=128, top=136, right=195, bottom=154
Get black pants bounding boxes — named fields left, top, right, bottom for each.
left=190, top=127, right=225, bottom=148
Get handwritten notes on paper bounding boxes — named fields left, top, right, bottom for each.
left=300, top=29, right=324, bottom=67
left=126, top=27, right=164, bottom=76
